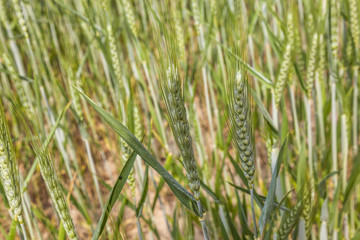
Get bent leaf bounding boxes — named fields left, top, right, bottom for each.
left=75, top=87, right=200, bottom=217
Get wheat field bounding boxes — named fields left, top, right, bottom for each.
left=0, top=0, right=359, bottom=239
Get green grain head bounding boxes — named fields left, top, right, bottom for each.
left=306, top=33, right=319, bottom=97
left=349, top=0, right=360, bottom=54
left=274, top=13, right=294, bottom=107
left=162, top=63, right=201, bottom=200
left=229, top=68, right=255, bottom=188
left=12, top=0, right=28, bottom=39
left=278, top=199, right=303, bottom=240
left=0, top=101, right=23, bottom=224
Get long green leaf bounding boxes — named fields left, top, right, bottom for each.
left=258, top=136, right=288, bottom=236
left=218, top=42, right=274, bottom=87
left=92, top=151, right=137, bottom=239
left=76, top=87, right=200, bottom=217
left=200, top=180, right=222, bottom=204
left=6, top=219, right=17, bottom=240
left=0, top=180, right=9, bottom=208
left=136, top=165, right=149, bottom=218
left=250, top=89, right=278, bottom=134
left=343, top=154, right=360, bottom=209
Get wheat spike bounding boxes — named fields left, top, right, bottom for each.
left=278, top=199, right=303, bottom=240
left=349, top=0, right=360, bottom=54
left=162, top=63, right=201, bottom=200
left=231, top=70, right=255, bottom=187
left=0, top=102, right=23, bottom=224
left=306, top=33, right=319, bottom=97
left=12, top=0, right=28, bottom=39
left=274, top=13, right=294, bottom=107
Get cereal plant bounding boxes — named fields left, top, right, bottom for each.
left=0, top=0, right=359, bottom=239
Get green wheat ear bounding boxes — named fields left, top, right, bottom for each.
left=15, top=102, right=78, bottom=239
left=0, top=100, right=23, bottom=225
left=306, top=33, right=319, bottom=97
left=122, top=0, right=138, bottom=37
left=162, top=63, right=201, bottom=200
left=228, top=61, right=258, bottom=236
left=274, top=13, right=294, bottom=107
left=230, top=70, right=255, bottom=187
left=12, top=0, right=28, bottom=39
left=278, top=199, right=303, bottom=240
left=349, top=0, right=360, bottom=55
left=1, top=53, right=31, bottom=115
